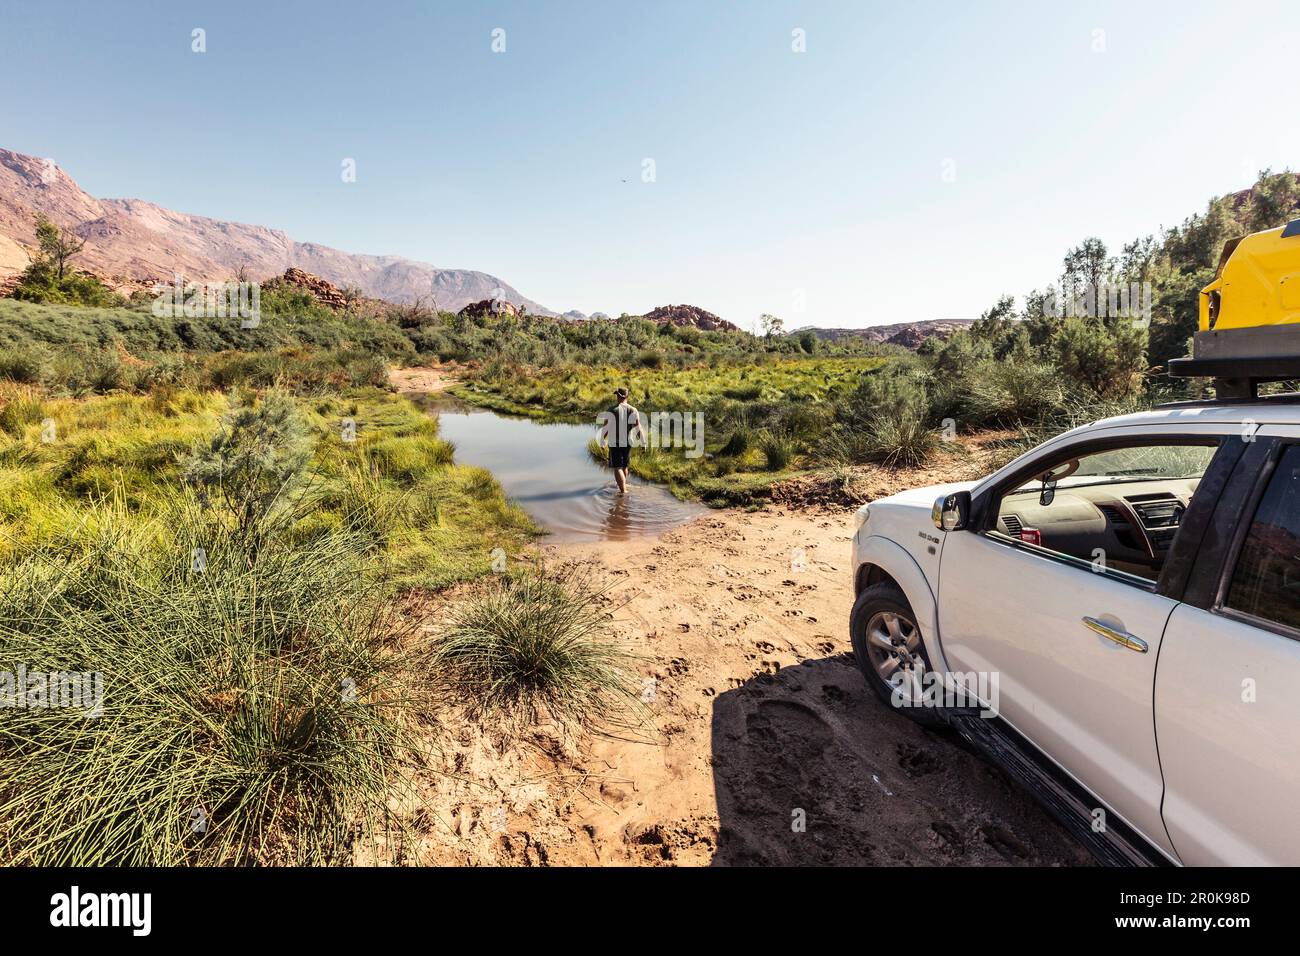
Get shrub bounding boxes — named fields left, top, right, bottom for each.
left=723, top=384, right=762, bottom=401
left=182, top=391, right=312, bottom=551
left=362, top=433, right=455, bottom=484
left=83, top=350, right=128, bottom=394
left=760, top=432, right=796, bottom=471
left=862, top=405, right=938, bottom=467
left=636, top=349, right=664, bottom=369
left=0, top=388, right=46, bottom=437
left=432, top=565, right=639, bottom=730
left=720, top=426, right=753, bottom=457
left=817, top=425, right=873, bottom=465
left=334, top=467, right=404, bottom=550
left=963, top=357, right=1067, bottom=427
left=0, top=501, right=427, bottom=865
left=0, top=347, right=48, bottom=384
left=1052, top=318, right=1148, bottom=400
left=10, top=262, right=125, bottom=308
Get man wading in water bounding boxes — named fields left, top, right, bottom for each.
left=603, top=387, right=643, bottom=494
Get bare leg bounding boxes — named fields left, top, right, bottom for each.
left=615, top=468, right=628, bottom=493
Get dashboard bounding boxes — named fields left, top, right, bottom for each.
left=996, top=478, right=1201, bottom=580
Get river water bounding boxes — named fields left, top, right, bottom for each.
left=428, top=398, right=708, bottom=543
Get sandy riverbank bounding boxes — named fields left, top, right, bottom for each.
left=387, top=366, right=1086, bottom=866
left=397, top=503, right=1086, bottom=866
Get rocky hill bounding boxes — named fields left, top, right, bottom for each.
left=796, top=319, right=976, bottom=350
left=264, top=267, right=357, bottom=309
left=457, top=297, right=522, bottom=318
left=644, top=303, right=740, bottom=333
left=0, top=147, right=554, bottom=314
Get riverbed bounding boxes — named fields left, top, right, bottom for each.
left=428, top=398, right=707, bottom=543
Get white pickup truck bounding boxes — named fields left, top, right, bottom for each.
left=849, top=399, right=1300, bottom=866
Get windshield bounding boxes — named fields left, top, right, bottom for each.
left=1012, top=444, right=1217, bottom=493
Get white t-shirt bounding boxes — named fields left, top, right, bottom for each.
left=606, top=402, right=642, bottom=448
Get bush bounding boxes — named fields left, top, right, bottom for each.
left=760, top=432, right=796, bottom=470
left=722, top=384, right=762, bottom=401
left=1052, top=318, right=1148, bottom=400
left=861, top=405, right=938, bottom=467
left=0, top=501, right=427, bottom=865
left=182, top=391, right=312, bottom=551
left=362, top=429, right=455, bottom=484
left=636, top=349, right=664, bottom=369
left=817, top=425, right=872, bottom=465
left=963, top=357, right=1067, bottom=427
left=9, top=262, right=125, bottom=308
left=0, top=388, right=47, bottom=437
left=432, top=565, right=639, bottom=730
left=720, top=426, right=753, bottom=457
left=0, top=347, right=48, bottom=384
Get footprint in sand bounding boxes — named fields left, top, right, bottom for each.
left=980, top=824, right=1031, bottom=861
left=897, top=741, right=943, bottom=777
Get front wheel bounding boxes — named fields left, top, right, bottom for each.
left=849, top=582, right=944, bottom=727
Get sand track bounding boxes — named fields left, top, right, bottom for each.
left=404, top=505, right=1089, bottom=867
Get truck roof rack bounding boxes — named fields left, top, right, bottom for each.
left=1167, top=356, right=1300, bottom=400
left=1155, top=390, right=1300, bottom=409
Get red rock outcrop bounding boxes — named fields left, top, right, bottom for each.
left=643, top=303, right=739, bottom=333
left=266, top=267, right=353, bottom=308
left=457, top=298, right=521, bottom=318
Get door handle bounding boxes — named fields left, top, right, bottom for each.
left=1082, top=616, right=1148, bottom=653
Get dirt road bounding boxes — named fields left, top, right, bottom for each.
left=404, top=502, right=1089, bottom=867
left=388, top=366, right=461, bottom=394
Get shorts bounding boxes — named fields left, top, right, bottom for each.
left=609, top=446, right=631, bottom=469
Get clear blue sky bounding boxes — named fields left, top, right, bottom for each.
left=2, top=0, right=1297, bottom=326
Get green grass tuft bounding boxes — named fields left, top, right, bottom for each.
left=432, top=565, right=640, bottom=731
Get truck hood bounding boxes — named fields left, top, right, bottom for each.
left=873, top=479, right=981, bottom=511
left=853, top=479, right=983, bottom=606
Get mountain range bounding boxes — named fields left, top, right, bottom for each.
left=0, top=147, right=970, bottom=344
left=0, top=147, right=555, bottom=315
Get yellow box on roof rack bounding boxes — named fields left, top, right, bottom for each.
left=1200, top=221, right=1300, bottom=332
left=1169, top=218, right=1300, bottom=396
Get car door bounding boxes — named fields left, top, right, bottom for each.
left=937, top=427, right=1234, bottom=859
left=1156, top=430, right=1300, bottom=865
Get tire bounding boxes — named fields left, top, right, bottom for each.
left=850, top=581, right=946, bottom=727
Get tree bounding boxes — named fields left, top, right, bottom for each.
left=183, top=391, right=312, bottom=559
left=34, top=213, right=85, bottom=279
left=1246, top=168, right=1300, bottom=233
left=1119, top=235, right=1158, bottom=286
left=1052, top=317, right=1147, bottom=400
left=759, top=313, right=785, bottom=339
left=971, top=294, right=1015, bottom=339
left=1061, top=237, right=1114, bottom=308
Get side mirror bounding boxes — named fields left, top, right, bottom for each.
left=931, top=491, right=971, bottom=532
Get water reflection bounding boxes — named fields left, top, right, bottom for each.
left=425, top=397, right=707, bottom=543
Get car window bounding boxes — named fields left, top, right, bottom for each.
left=1226, top=444, right=1300, bottom=631
left=1011, top=445, right=1216, bottom=492
left=994, top=439, right=1218, bottom=584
